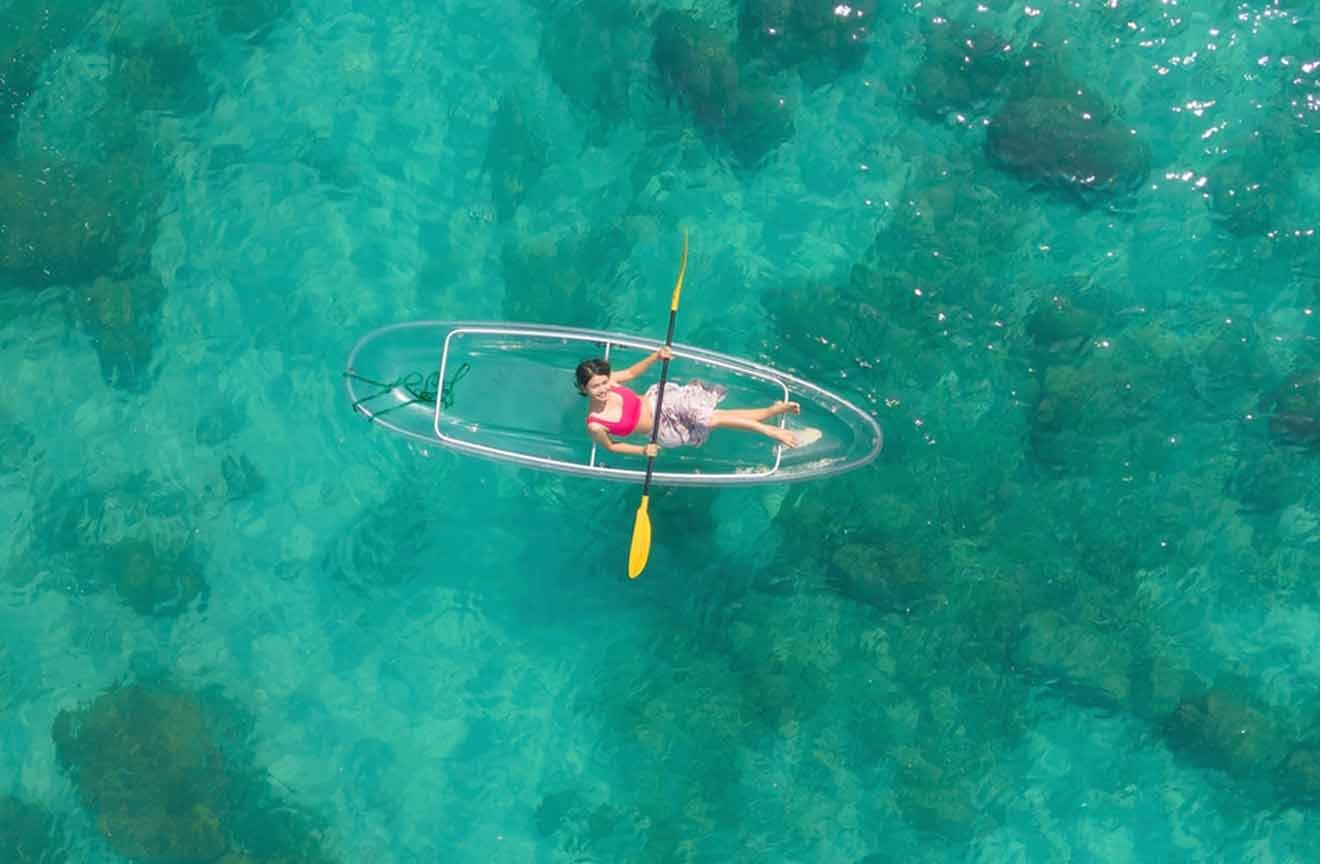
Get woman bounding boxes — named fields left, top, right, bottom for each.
left=577, top=346, right=801, bottom=457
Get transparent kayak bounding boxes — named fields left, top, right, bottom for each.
left=343, top=321, right=882, bottom=486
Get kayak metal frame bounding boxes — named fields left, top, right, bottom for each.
left=436, top=325, right=791, bottom=484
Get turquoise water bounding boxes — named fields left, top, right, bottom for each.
left=3, top=0, right=1320, bottom=860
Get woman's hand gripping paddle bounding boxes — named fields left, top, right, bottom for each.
left=628, top=231, right=688, bottom=580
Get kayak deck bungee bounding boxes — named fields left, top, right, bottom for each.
left=343, top=320, right=882, bottom=486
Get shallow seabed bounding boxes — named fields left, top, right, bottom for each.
left=2, top=0, right=1320, bottom=861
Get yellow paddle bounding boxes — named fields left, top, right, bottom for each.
left=628, top=231, right=689, bottom=579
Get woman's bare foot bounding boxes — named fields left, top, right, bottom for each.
left=772, top=401, right=801, bottom=417
left=770, top=427, right=797, bottom=448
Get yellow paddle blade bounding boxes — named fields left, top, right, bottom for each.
left=627, top=495, right=652, bottom=579
left=670, top=230, right=689, bottom=312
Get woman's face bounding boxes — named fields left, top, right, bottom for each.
left=584, top=374, right=612, bottom=401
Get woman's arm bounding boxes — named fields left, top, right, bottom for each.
left=588, top=425, right=659, bottom=457
left=612, top=346, right=673, bottom=383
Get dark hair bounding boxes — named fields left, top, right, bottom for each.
left=575, top=358, right=611, bottom=394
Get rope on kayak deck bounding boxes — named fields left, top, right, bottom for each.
left=344, top=362, right=470, bottom=421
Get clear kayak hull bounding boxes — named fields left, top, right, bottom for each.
left=343, top=321, right=882, bottom=486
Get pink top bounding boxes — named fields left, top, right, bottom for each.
left=587, top=385, right=642, bottom=436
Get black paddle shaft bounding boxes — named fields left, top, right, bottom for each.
left=640, top=309, right=678, bottom=497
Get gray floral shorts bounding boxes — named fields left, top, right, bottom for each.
left=644, top=380, right=728, bottom=448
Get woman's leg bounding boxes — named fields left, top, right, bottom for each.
left=711, top=401, right=800, bottom=423
left=708, top=412, right=797, bottom=446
